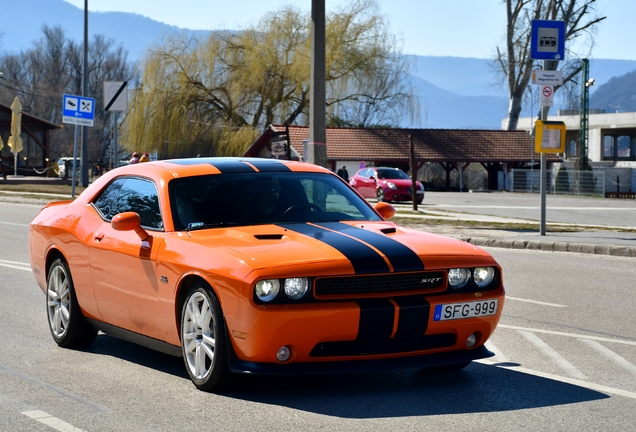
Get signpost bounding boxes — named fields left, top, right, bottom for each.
left=104, top=81, right=128, bottom=169
left=62, top=94, right=95, bottom=197
left=62, top=94, right=95, bottom=127
left=531, top=20, right=566, bottom=236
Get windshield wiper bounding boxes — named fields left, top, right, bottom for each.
left=185, top=221, right=243, bottom=231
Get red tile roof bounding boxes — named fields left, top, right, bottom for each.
left=245, top=125, right=561, bottom=163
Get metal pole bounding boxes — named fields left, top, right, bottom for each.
left=410, top=134, right=417, bottom=211
left=579, top=58, right=590, bottom=171
left=113, top=112, right=118, bottom=168
left=81, top=0, right=89, bottom=186
left=540, top=60, right=548, bottom=236
left=308, top=0, right=327, bottom=168
left=71, top=125, right=79, bottom=197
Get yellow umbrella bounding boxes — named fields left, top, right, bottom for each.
left=7, top=96, right=23, bottom=176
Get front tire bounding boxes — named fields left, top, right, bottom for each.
left=376, top=188, right=385, bottom=202
left=46, top=257, right=97, bottom=348
left=181, top=283, right=231, bottom=392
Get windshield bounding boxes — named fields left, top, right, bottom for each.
left=376, top=169, right=410, bottom=180
left=169, top=172, right=381, bottom=231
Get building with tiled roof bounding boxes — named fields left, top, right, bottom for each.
left=0, top=102, right=61, bottom=177
left=244, top=125, right=561, bottom=190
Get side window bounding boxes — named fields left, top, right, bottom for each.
left=116, top=178, right=163, bottom=230
left=93, top=178, right=126, bottom=221
left=92, top=177, right=163, bottom=230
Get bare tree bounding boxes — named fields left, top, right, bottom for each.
left=0, top=25, right=135, bottom=163
left=496, top=0, right=605, bottom=130
left=124, top=0, right=416, bottom=158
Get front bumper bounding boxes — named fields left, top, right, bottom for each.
left=228, top=344, right=494, bottom=375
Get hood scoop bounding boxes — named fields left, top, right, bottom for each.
left=380, top=227, right=397, bottom=234
left=254, top=234, right=284, bottom=240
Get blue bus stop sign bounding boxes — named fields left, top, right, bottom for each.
left=531, top=20, right=566, bottom=60
left=62, top=94, right=95, bottom=127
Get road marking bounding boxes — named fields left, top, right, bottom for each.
left=0, top=259, right=31, bottom=272
left=579, top=339, right=636, bottom=377
left=485, top=341, right=509, bottom=363
left=433, top=205, right=636, bottom=211
left=477, top=359, right=636, bottom=400
left=0, top=220, right=30, bottom=227
left=505, top=296, right=567, bottom=308
left=499, top=324, right=636, bottom=347
left=518, top=330, right=588, bottom=379
left=22, top=410, right=85, bottom=432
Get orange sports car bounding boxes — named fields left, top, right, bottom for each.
left=29, top=157, right=505, bottom=392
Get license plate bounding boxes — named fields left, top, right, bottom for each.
left=433, top=299, right=498, bottom=321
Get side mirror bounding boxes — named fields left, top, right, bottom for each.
left=375, top=202, right=395, bottom=220
left=112, top=212, right=149, bottom=241
left=369, top=175, right=376, bottom=181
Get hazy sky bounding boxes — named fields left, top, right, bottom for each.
left=61, top=0, right=633, bottom=60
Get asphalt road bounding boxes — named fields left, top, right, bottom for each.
left=1, top=202, right=636, bottom=431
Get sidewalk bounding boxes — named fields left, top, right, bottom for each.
left=395, top=208, right=636, bottom=258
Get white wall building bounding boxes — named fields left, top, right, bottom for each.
left=507, top=111, right=636, bottom=193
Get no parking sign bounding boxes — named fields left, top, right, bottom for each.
left=540, top=85, right=554, bottom=107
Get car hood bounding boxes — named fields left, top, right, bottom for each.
left=187, top=221, right=489, bottom=273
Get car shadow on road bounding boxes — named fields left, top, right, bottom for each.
left=218, top=363, right=609, bottom=417
left=88, top=334, right=609, bottom=417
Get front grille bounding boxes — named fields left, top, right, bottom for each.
left=310, top=333, right=456, bottom=357
left=314, top=271, right=445, bottom=298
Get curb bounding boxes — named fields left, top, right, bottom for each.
left=463, top=236, right=636, bottom=257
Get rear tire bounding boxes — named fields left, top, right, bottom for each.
left=46, top=258, right=97, bottom=348
left=181, top=283, right=232, bottom=392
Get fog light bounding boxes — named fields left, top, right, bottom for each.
left=466, top=333, right=477, bottom=348
left=276, top=346, right=291, bottom=362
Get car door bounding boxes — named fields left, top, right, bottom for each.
left=356, top=168, right=373, bottom=197
left=87, top=177, right=168, bottom=341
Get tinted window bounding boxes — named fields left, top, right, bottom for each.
left=93, top=177, right=163, bottom=230
left=169, top=172, right=380, bottom=231
left=377, top=169, right=410, bottom=180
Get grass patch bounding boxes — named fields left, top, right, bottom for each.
left=391, top=216, right=636, bottom=233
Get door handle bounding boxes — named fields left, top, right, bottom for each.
left=94, top=232, right=105, bottom=242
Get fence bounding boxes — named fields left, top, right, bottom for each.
left=510, top=169, right=606, bottom=197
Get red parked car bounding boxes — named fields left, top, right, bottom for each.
left=350, top=167, right=424, bottom=203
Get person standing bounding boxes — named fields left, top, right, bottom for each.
left=337, top=165, right=349, bottom=182
left=129, top=152, right=140, bottom=164
left=139, top=152, right=150, bottom=163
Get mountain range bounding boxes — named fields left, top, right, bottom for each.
left=3, top=0, right=636, bottom=129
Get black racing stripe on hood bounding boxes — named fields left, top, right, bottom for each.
left=315, top=222, right=424, bottom=272
left=277, top=223, right=390, bottom=274
left=248, top=160, right=292, bottom=172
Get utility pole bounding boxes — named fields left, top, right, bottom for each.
left=81, top=0, right=89, bottom=186
left=308, top=0, right=327, bottom=168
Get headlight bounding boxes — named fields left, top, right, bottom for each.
left=473, top=267, right=495, bottom=288
left=448, top=268, right=470, bottom=288
left=418, top=183, right=424, bottom=190
left=386, top=181, right=398, bottom=190
left=255, top=279, right=280, bottom=302
left=284, top=277, right=309, bottom=300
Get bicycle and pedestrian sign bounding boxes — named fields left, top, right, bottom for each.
left=62, top=94, right=95, bottom=127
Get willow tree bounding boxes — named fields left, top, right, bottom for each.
left=496, top=0, right=605, bottom=130
left=123, top=0, right=416, bottom=158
